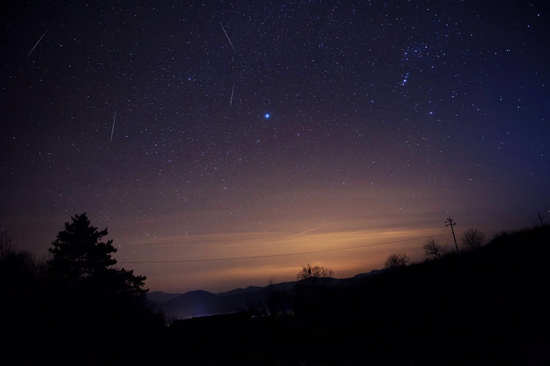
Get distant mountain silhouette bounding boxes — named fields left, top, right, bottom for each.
left=147, top=291, right=181, bottom=304
left=217, top=285, right=263, bottom=297
left=160, top=226, right=550, bottom=364
left=160, top=290, right=223, bottom=318
left=352, top=269, right=382, bottom=278
left=148, top=270, right=382, bottom=319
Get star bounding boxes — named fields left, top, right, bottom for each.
left=2, top=0, right=548, bottom=295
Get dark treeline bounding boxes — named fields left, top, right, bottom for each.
left=163, top=225, right=550, bottom=365
left=0, top=214, right=164, bottom=366
left=1, top=215, right=549, bottom=365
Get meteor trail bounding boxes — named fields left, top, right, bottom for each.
left=220, top=23, right=236, bottom=53
left=288, top=224, right=332, bottom=238
left=26, top=29, right=48, bottom=59
left=230, top=84, right=235, bottom=107
left=110, top=110, right=117, bottom=142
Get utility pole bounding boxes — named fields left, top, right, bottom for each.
left=538, top=213, right=545, bottom=227
left=445, top=217, right=459, bottom=254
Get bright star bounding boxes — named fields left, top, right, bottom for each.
left=264, top=113, right=271, bottom=119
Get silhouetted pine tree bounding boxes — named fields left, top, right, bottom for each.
left=48, top=213, right=147, bottom=299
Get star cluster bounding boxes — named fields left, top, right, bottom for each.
left=1, top=1, right=549, bottom=292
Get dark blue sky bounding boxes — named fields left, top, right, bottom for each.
left=1, top=1, right=549, bottom=292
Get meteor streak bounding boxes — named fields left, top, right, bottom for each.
left=26, top=29, right=48, bottom=59
left=288, top=224, right=331, bottom=238
left=220, top=23, right=236, bottom=53
left=110, top=110, right=117, bottom=142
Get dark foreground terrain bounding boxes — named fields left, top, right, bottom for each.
left=2, top=225, right=549, bottom=365
left=158, top=225, right=549, bottom=365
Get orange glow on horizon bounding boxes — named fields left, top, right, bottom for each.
left=117, top=224, right=449, bottom=293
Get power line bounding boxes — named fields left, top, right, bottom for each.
left=538, top=213, right=545, bottom=227
left=15, top=232, right=280, bottom=249
left=445, top=217, right=459, bottom=254
left=123, top=232, right=450, bottom=264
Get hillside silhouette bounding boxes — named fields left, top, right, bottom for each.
left=150, top=276, right=371, bottom=319
left=160, top=225, right=550, bottom=365
left=1, top=220, right=548, bottom=365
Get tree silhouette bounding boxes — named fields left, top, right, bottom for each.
left=0, top=229, right=13, bottom=254
left=460, top=228, right=486, bottom=251
left=294, top=264, right=334, bottom=314
left=297, top=263, right=334, bottom=288
left=2, top=217, right=163, bottom=366
left=1, top=230, right=46, bottom=289
left=384, top=252, right=410, bottom=269
left=48, top=213, right=147, bottom=298
left=423, top=238, right=444, bottom=260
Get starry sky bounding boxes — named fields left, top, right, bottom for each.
left=1, top=0, right=549, bottom=293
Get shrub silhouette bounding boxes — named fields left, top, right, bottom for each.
left=460, top=228, right=486, bottom=251
left=423, top=238, right=445, bottom=259
left=384, top=252, right=410, bottom=269
left=297, top=263, right=334, bottom=288
left=294, top=264, right=334, bottom=315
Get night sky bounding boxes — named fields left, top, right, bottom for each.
left=1, top=1, right=549, bottom=293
